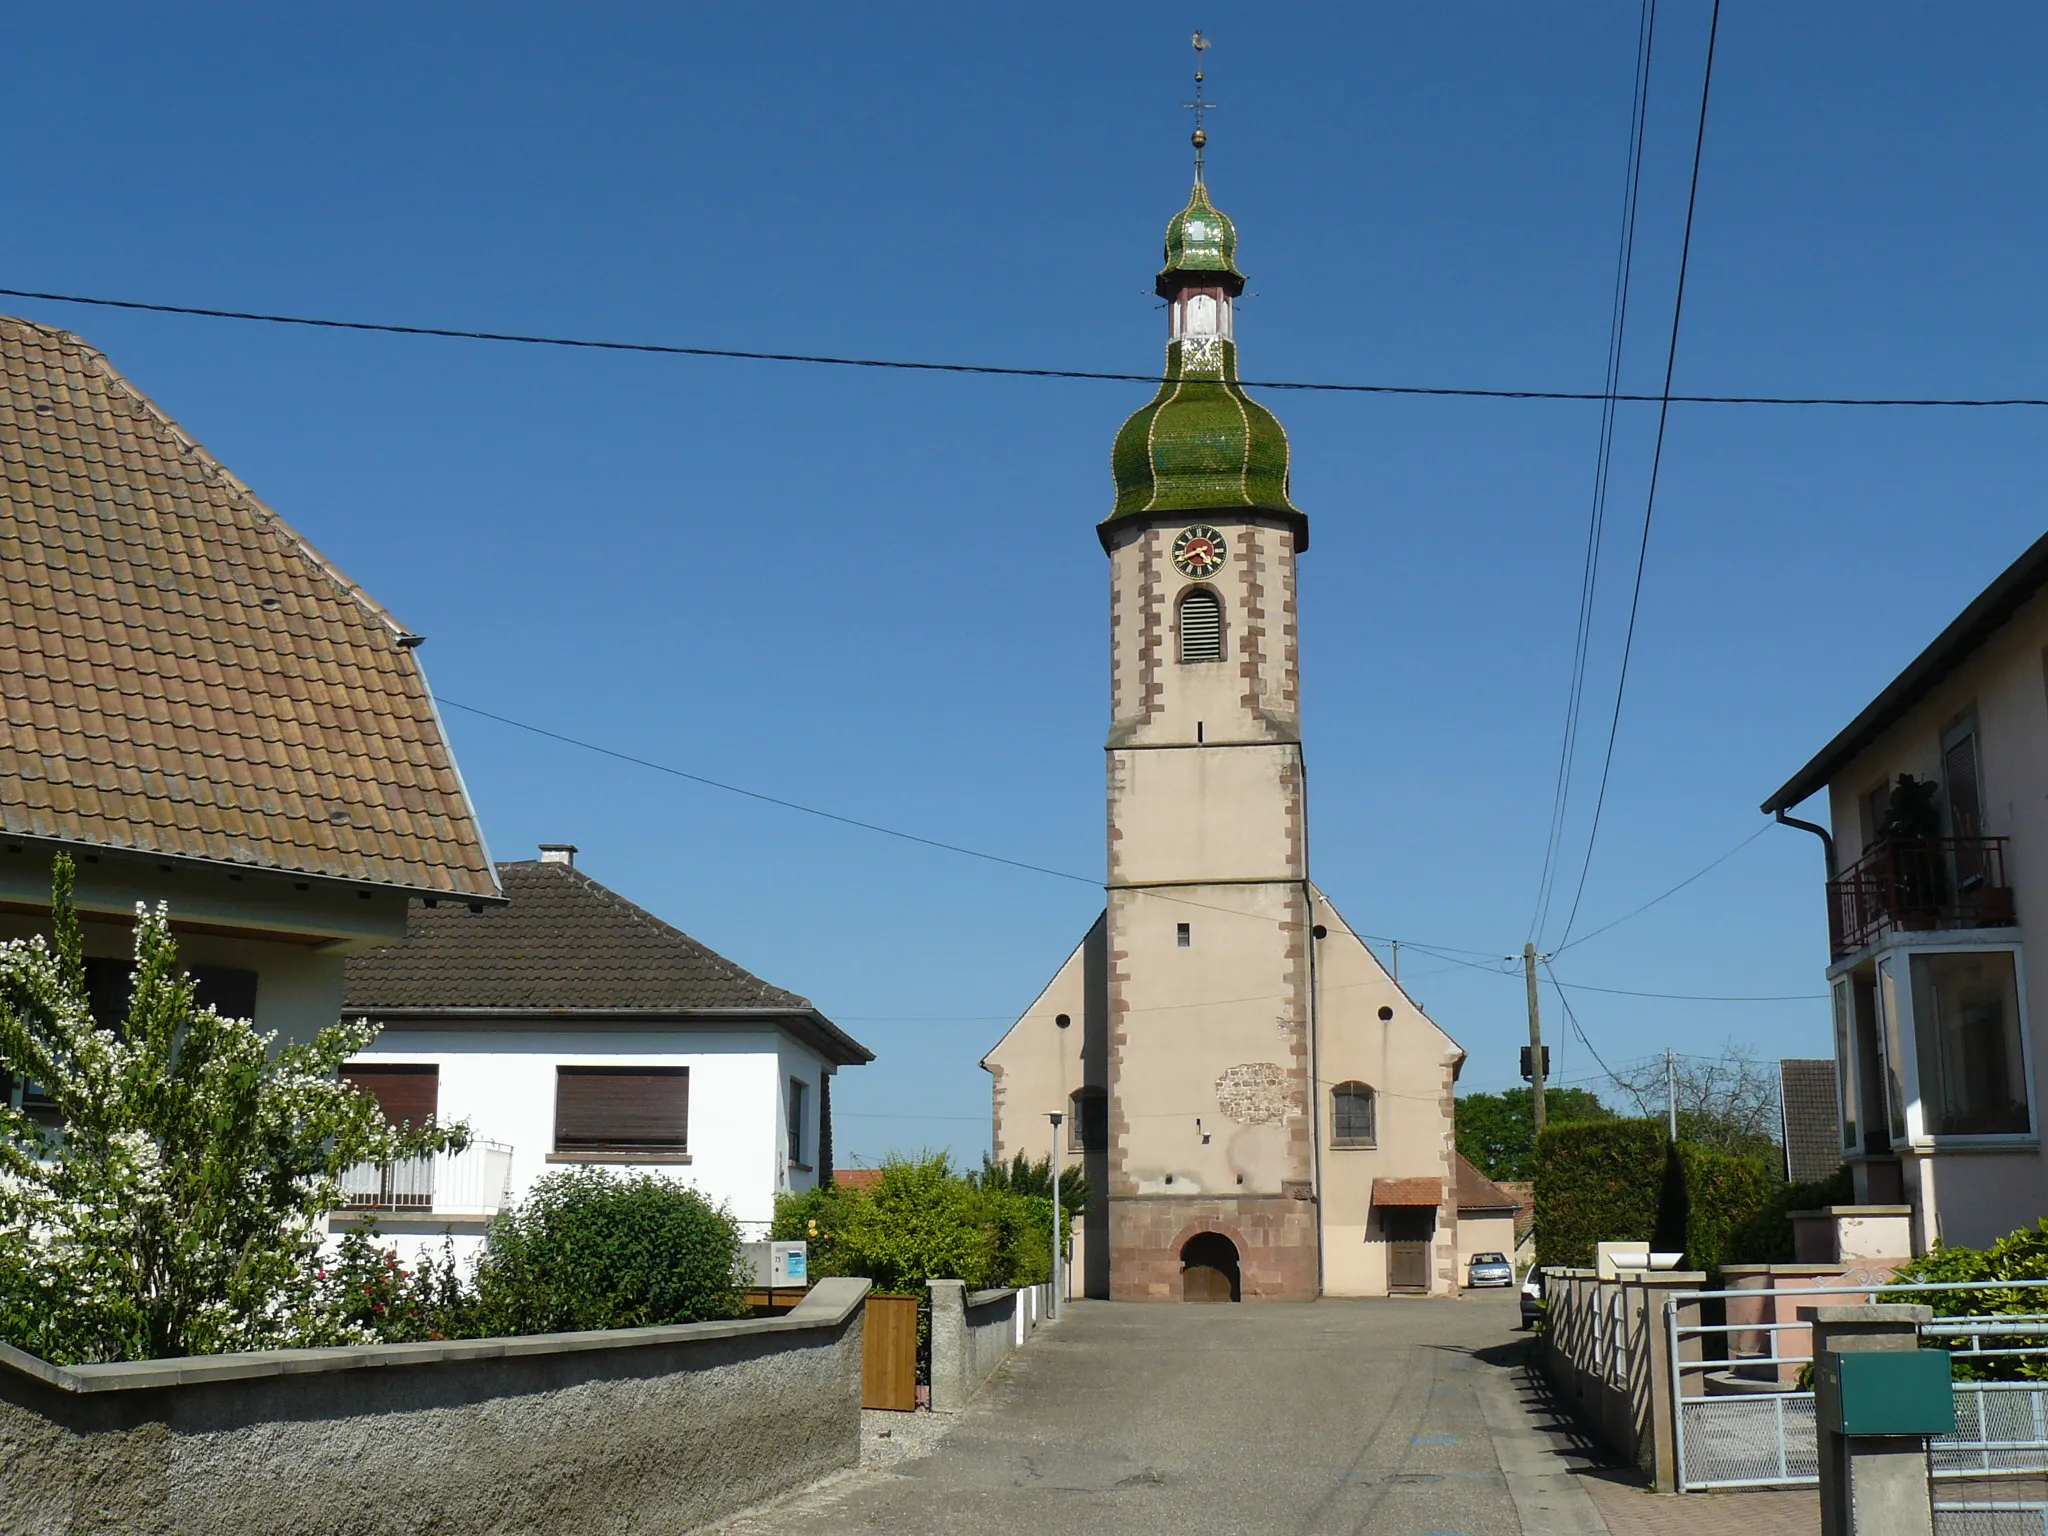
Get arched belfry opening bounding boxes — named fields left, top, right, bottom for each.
left=1178, top=587, right=1223, bottom=662
left=1179, top=1231, right=1241, bottom=1302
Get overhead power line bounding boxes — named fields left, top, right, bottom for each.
left=442, top=694, right=1813, bottom=1005
left=1531, top=0, right=1659, bottom=947
left=1555, top=0, right=1723, bottom=949
left=11, top=284, right=2048, bottom=408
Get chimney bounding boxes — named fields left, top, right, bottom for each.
left=538, top=843, right=577, bottom=867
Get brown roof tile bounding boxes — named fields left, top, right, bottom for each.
left=1372, top=1177, right=1445, bottom=1209
left=1454, top=1154, right=1521, bottom=1213
left=1778, top=1059, right=1843, bottom=1185
left=342, top=860, right=873, bottom=1066
left=0, top=316, right=496, bottom=898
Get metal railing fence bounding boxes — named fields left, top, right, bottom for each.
left=1666, top=1277, right=2048, bottom=1493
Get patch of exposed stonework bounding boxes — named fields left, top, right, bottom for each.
left=1215, top=1062, right=1297, bottom=1125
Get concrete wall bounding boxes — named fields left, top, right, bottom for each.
left=348, top=1023, right=831, bottom=1246
left=0, top=1277, right=870, bottom=1536
left=1818, top=582, right=2048, bottom=1250
left=1541, top=1267, right=1705, bottom=1486
left=927, top=1280, right=1055, bottom=1413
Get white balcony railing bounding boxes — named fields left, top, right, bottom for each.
left=338, top=1140, right=515, bottom=1217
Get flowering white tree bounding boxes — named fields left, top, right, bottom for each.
left=0, top=854, right=463, bottom=1363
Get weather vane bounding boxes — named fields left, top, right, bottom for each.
left=1182, top=31, right=1217, bottom=182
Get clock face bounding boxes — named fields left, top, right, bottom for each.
left=1172, top=524, right=1228, bottom=579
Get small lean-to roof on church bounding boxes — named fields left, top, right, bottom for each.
left=1372, top=1176, right=1446, bottom=1208
left=1102, top=180, right=1307, bottom=552
left=0, top=316, right=498, bottom=900
left=342, top=858, right=873, bottom=1066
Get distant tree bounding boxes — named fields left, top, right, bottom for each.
left=1456, top=1086, right=1611, bottom=1181
left=1608, top=1044, right=1781, bottom=1160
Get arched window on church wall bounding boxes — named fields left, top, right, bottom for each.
left=1069, top=1088, right=1108, bottom=1152
left=1331, top=1083, right=1377, bottom=1148
left=1179, top=588, right=1223, bottom=663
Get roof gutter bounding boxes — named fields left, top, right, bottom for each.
left=356, top=1005, right=875, bottom=1066
left=1772, top=807, right=1835, bottom=880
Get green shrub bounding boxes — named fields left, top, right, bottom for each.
left=1534, top=1119, right=1665, bottom=1268
left=1888, top=1220, right=2048, bottom=1381
left=1534, top=1119, right=1782, bottom=1271
left=0, top=856, right=462, bottom=1365
left=1723, top=1165, right=1854, bottom=1265
left=470, top=1168, right=748, bottom=1333
left=1676, top=1143, right=1779, bottom=1272
left=771, top=1154, right=1055, bottom=1290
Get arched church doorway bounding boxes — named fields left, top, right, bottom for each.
left=1180, top=1232, right=1241, bottom=1302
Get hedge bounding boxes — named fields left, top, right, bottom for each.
left=1534, top=1120, right=1665, bottom=1268
left=1534, top=1119, right=1781, bottom=1271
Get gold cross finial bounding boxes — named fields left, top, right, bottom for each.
left=1182, top=32, right=1217, bottom=183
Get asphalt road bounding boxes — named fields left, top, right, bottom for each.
left=718, top=1286, right=1586, bottom=1536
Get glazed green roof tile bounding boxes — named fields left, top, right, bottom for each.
left=1104, top=182, right=1307, bottom=551
left=1158, top=182, right=1243, bottom=293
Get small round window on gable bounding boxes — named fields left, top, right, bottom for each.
left=1179, top=588, right=1223, bottom=663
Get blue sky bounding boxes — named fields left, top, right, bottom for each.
left=8, top=4, right=2047, bottom=1163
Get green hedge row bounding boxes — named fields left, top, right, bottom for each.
left=1533, top=1119, right=1781, bottom=1271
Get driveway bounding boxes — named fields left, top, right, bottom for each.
left=718, top=1287, right=1600, bottom=1536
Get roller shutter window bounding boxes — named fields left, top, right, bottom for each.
left=341, top=1064, right=440, bottom=1130
left=555, top=1066, right=689, bottom=1153
left=1179, top=589, right=1223, bottom=663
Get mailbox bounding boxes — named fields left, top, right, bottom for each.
left=1817, top=1349, right=1956, bottom=1437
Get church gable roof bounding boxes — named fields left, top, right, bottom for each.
left=0, top=316, right=498, bottom=899
left=343, top=860, right=872, bottom=1064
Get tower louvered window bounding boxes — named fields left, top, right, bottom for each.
left=1179, top=589, right=1223, bottom=662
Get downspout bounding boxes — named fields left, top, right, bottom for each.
left=1773, top=807, right=1836, bottom=878
left=1301, top=744, right=1325, bottom=1300
left=1773, top=806, right=1841, bottom=962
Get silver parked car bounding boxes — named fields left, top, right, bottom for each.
left=1466, top=1251, right=1513, bottom=1288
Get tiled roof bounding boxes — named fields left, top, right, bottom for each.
left=1371, top=1176, right=1445, bottom=1209
left=0, top=316, right=497, bottom=899
left=342, top=859, right=873, bottom=1064
left=1454, top=1154, right=1520, bottom=1213
left=1779, top=1059, right=1844, bottom=1184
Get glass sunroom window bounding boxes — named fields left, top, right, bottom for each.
left=1877, top=956, right=1910, bottom=1145
left=1833, top=979, right=1861, bottom=1152
left=1910, top=950, right=2029, bottom=1136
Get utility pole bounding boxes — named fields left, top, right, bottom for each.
left=1524, top=943, right=1546, bottom=1136
left=1666, top=1049, right=1679, bottom=1140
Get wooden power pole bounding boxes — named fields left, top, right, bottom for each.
left=1524, top=942, right=1546, bottom=1136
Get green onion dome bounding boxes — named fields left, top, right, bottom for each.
left=1101, top=183, right=1307, bottom=551
left=1156, top=182, right=1244, bottom=297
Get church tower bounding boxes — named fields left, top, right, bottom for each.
left=1098, top=163, right=1320, bottom=1300
left=983, top=78, right=1467, bottom=1304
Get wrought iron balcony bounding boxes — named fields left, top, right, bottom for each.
left=337, top=1139, right=515, bottom=1217
left=1827, top=835, right=2014, bottom=961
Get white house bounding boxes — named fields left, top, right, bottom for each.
left=336, top=846, right=872, bottom=1258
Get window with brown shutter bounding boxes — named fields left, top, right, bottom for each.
left=555, top=1066, right=688, bottom=1154
left=341, top=1064, right=440, bottom=1129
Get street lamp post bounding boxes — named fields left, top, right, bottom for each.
left=1048, top=1112, right=1064, bottom=1320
